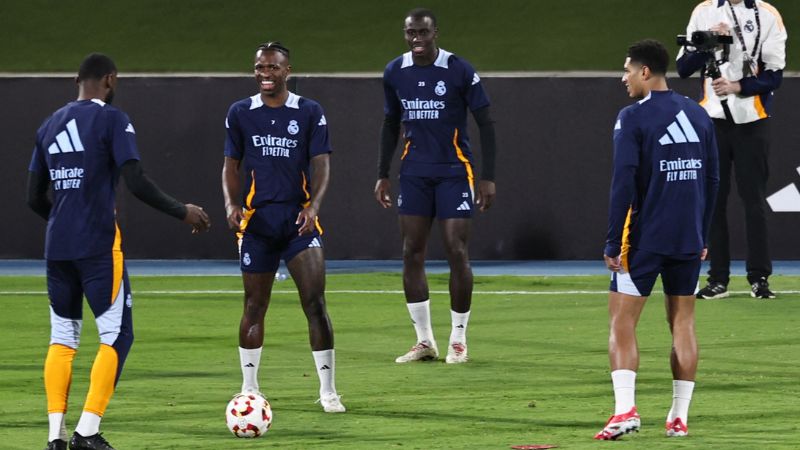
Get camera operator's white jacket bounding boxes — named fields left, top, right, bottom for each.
left=677, top=0, right=787, bottom=124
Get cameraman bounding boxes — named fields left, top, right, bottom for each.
left=677, top=0, right=787, bottom=299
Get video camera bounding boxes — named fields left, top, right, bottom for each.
left=677, top=31, right=734, bottom=79
left=677, top=31, right=734, bottom=52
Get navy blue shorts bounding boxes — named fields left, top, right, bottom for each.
left=610, top=247, right=701, bottom=297
left=397, top=175, right=474, bottom=219
left=47, top=252, right=133, bottom=350
left=238, top=203, right=323, bottom=273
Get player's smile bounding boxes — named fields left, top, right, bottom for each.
left=253, top=49, right=290, bottom=99
left=621, top=57, right=644, bottom=99
left=259, top=79, right=276, bottom=92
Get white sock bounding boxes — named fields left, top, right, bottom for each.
left=239, top=347, right=262, bottom=393
left=449, top=310, right=471, bottom=344
left=48, top=412, right=67, bottom=442
left=75, top=411, right=101, bottom=437
left=312, top=349, right=336, bottom=395
left=668, top=380, right=695, bottom=423
left=406, top=300, right=435, bottom=344
left=611, top=369, right=637, bottom=415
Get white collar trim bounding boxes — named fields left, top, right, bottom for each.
left=249, top=91, right=300, bottom=110
left=90, top=98, right=106, bottom=107
left=400, top=48, right=452, bottom=69
left=285, top=92, right=300, bottom=109
left=434, top=48, right=452, bottom=68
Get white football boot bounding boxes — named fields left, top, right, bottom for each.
left=445, top=342, right=468, bottom=364
left=395, top=340, right=439, bottom=363
left=318, top=392, right=346, bottom=413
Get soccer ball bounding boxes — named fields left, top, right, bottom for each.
left=225, top=392, right=273, bottom=438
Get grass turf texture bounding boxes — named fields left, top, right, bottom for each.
left=1, top=0, right=798, bottom=72
left=1, top=274, right=799, bottom=449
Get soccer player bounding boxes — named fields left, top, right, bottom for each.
left=374, top=8, right=497, bottom=364
left=27, top=53, right=210, bottom=450
left=595, top=40, right=719, bottom=440
left=222, top=42, right=345, bottom=413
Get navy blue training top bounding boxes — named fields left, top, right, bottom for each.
left=29, top=99, right=140, bottom=260
left=383, top=49, right=490, bottom=178
left=225, top=92, right=331, bottom=209
left=605, top=90, right=720, bottom=257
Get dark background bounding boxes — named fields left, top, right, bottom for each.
left=2, top=76, right=799, bottom=260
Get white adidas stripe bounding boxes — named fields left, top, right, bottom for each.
left=66, top=119, right=85, bottom=151
left=48, top=118, right=85, bottom=154
left=675, top=111, right=699, bottom=142
left=659, top=110, right=700, bottom=146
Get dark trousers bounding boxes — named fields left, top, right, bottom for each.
left=708, top=118, right=772, bottom=285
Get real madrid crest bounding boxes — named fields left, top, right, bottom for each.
left=744, top=19, right=755, bottom=33
left=435, top=80, right=447, bottom=96
left=287, top=120, right=299, bottom=135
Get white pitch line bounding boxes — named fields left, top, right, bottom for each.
left=3, top=290, right=800, bottom=296
left=0, top=289, right=605, bottom=295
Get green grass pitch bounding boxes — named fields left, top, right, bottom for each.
left=1, top=0, right=797, bottom=72
left=1, top=273, right=799, bottom=449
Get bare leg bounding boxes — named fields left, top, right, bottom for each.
left=287, top=248, right=343, bottom=411
left=399, top=215, right=434, bottom=303
left=239, top=272, right=275, bottom=348
left=595, top=291, right=647, bottom=439
left=608, top=291, right=648, bottom=371
left=439, top=218, right=472, bottom=313
left=287, top=247, right=333, bottom=351
left=665, top=295, right=698, bottom=380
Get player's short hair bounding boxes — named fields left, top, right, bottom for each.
left=406, top=8, right=437, bottom=27
left=627, top=39, right=669, bottom=76
left=77, top=53, right=117, bottom=82
left=256, top=41, right=290, bottom=60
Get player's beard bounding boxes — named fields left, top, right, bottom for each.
left=105, top=88, right=115, bottom=104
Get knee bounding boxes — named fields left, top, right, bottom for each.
left=243, top=293, right=268, bottom=318
left=302, top=296, right=328, bottom=321
left=51, top=317, right=83, bottom=349
left=609, top=316, right=635, bottom=336
left=444, top=241, right=469, bottom=264
left=402, top=242, right=426, bottom=263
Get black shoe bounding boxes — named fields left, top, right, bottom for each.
left=697, top=281, right=728, bottom=299
left=751, top=278, right=776, bottom=299
left=45, top=439, right=67, bottom=450
left=69, top=432, right=115, bottom=450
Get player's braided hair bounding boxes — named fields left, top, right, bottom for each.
left=257, top=41, right=290, bottom=59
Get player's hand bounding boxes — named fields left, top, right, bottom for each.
left=604, top=254, right=622, bottom=272
left=711, top=77, right=741, bottom=96
left=225, top=204, right=244, bottom=231
left=296, top=206, right=318, bottom=236
left=184, top=204, right=210, bottom=234
left=475, top=180, right=496, bottom=212
left=700, top=247, right=708, bottom=261
left=374, top=178, right=393, bottom=208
